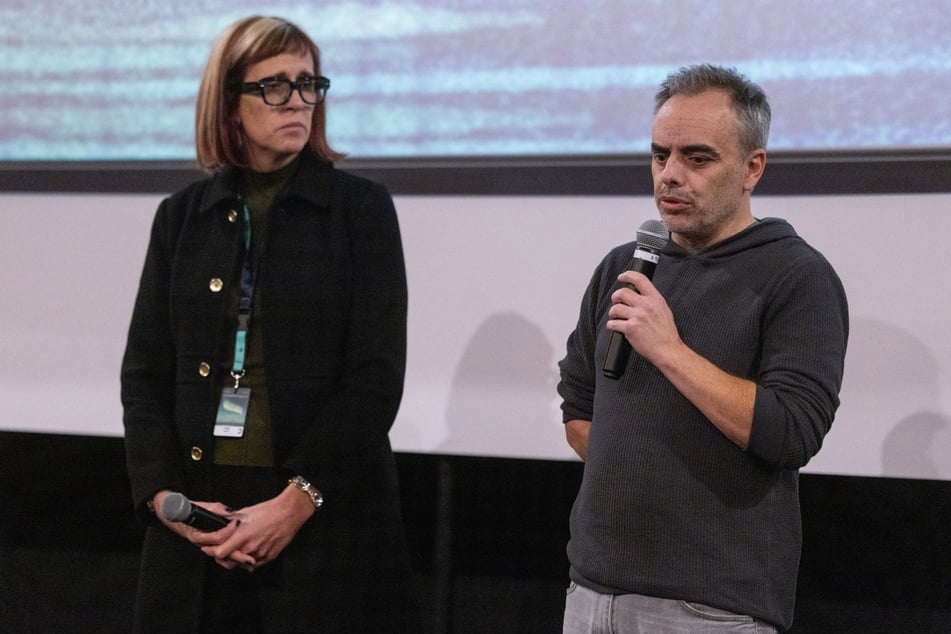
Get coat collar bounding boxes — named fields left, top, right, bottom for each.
left=197, top=149, right=334, bottom=214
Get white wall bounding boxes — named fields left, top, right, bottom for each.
left=2, top=191, right=949, bottom=480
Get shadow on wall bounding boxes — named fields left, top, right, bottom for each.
left=841, top=317, right=948, bottom=480
left=882, top=411, right=947, bottom=480
left=439, top=311, right=565, bottom=458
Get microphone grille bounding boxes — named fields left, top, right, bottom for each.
left=636, top=219, right=669, bottom=250
left=159, top=492, right=191, bottom=521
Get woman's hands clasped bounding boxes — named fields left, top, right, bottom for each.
left=152, top=485, right=316, bottom=572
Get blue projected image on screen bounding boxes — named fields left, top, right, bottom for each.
left=2, top=1, right=949, bottom=161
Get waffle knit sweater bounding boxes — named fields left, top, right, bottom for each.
left=558, top=217, right=848, bottom=630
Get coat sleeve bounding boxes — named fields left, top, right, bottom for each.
left=120, top=197, right=187, bottom=521
left=278, top=180, right=408, bottom=501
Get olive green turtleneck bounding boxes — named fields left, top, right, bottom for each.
left=214, top=156, right=301, bottom=466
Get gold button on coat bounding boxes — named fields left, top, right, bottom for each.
left=190, top=446, right=203, bottom=461
left=209, top=278, right=223, bottom=293
left=198, top=362, right=211, bottom=377
left=227, top=209, right=239, bottom=223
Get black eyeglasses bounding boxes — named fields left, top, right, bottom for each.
left=233, top=75, right=330, bottom=106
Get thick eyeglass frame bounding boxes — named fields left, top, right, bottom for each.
left=233, top=75, right=331, bottom=106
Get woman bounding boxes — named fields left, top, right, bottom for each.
left=121, top=16, right=421, bottom=632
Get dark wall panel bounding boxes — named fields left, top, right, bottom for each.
left=1, top=432, right=948, bottom=633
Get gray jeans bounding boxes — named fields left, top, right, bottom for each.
left=563, top=582, right=779, bottom=633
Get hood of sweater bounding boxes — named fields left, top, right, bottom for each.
left=661, top=217, right=800, bottom=261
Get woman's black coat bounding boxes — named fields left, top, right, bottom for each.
left=121, top=150, right=420, bottom=631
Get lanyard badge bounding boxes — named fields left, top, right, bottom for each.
left=215, top=204, right=254, bottom=438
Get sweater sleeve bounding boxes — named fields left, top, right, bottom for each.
left=558, top=248, right=628, bottom=424
left=746, top=253, right=849, bottom=469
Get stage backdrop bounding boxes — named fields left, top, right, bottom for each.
left=2, top=0, right=950, bottom=480
left=1, top=191, right=949, bottom=481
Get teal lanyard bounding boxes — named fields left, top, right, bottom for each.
left=230, top=204, right=254, bottom=389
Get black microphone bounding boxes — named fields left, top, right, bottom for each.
left=160, top=492, right=230, bottom=532
left=602, top=219, right=670, bottom=380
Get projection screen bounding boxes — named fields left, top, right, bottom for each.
left=2, top=1, right=950, bottom=161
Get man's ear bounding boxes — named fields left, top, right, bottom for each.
left=744, top=148, right=767, bottom=193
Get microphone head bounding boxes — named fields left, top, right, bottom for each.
left=159, top=492, right=191, bottom=522
left=636, top=219, right=669, bottom=251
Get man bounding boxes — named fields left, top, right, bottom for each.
left=558, top=64, right=848, bottom=632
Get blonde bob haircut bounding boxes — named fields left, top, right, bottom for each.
left=195, top=16, right=344, bottom=172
